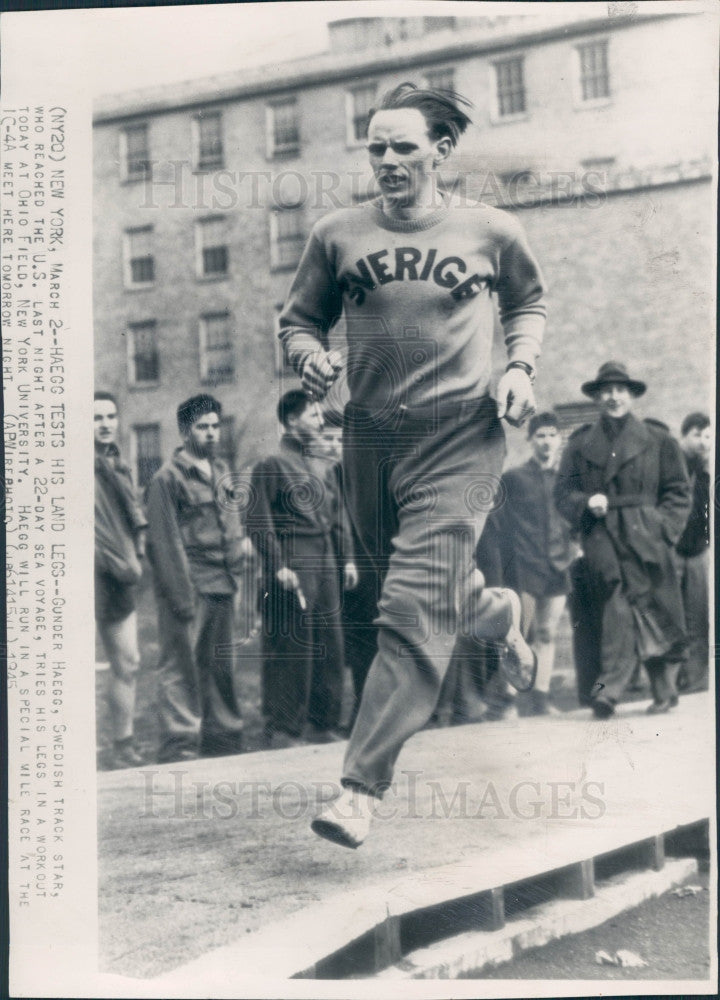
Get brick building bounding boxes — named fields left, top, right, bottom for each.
left=93, top=8, right=716, bottom=483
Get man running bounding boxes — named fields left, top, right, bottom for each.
left=279, top=83, right=547, bottom=847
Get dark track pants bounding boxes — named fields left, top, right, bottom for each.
left=155, top=590, right=244, bottom=760
left=341, top=398, right=512, bottom=795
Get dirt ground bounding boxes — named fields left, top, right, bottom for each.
left=468, top=869, right=712, bottom=981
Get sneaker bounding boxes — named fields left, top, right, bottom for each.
left=497, top=589, right=538, bottom=692
left=311, top=786, right=374, bottom=849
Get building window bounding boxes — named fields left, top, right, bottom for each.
left=267, top=99, right=300, bottom=158
left=127, top=321, right=159, bottom=385
left=121, top=123, right=150, bottom=180
left=123, top=227, right=154, bottom=287
left=193, top=110, right=224, bottom=170
left=199, top=312, right=235, bottom=385
left=196, top=217, right=228, bottom=278
left=494, top=57, right=526, bottom=118
left=577, top=40, right=610, bottom=102
left=133, top=423, right=162, bottom=488
left=218, top=416, right=236, bottom=464
left=346, top=84, right=376, bottom=145
left=424, top=67, right=455, bottom=92
left=270, top=207, right=304, bottom=270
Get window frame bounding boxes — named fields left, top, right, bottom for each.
left=423, top=67, right=456, bottom=93
left=574, top=38, right=612, bottom=108
left=266, top=98, right=300, bottom=159
left=490, top=55, right=528, bottom=124
left=195, top=216, right=229, bottom=280
left=131, top=422, right=162, bottom=489
left=345, top=82, right=377, bottom=148
left=122, top=226, right=155, bottom=290
left=192, top=109, right=225, bottom=171
left=120, top=122, right=151, bottom=182
left=269, top=206, right=305, bottom=271
left=126, top=320, right=160, bottom=387
left=198, top=311, right=236, bottom=385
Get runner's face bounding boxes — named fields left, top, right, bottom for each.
left=186, top=412, right=220, bottom=458
left=530, top=425, right=560, bottom=464
left=597, top=382, right=633, bottom=419
left=94, top=399, right=118, bottom=447
left=367, top=109, right=446, bottom=208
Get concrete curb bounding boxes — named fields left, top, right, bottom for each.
left=375, top=857, right=698, bottom=980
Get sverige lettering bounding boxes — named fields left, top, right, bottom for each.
left=339, top=246, right=486, bottom=306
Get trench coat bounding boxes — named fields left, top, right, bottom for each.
left=555, top=414, right=690, bottom=664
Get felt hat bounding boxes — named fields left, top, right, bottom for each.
left=581, top=361, right=647, bottom=398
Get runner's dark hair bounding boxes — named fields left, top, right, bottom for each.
left=370, top=82, right=473, bottom=147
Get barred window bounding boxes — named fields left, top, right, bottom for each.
left=347, top=84, right=376, bottom=144
left=133, top=423, right=162, bottom=488
left=196, top=217, right=228, bottom=277
left=424, top=67, right=455, bottom=92
left=577, top=41, right=610, bottom=101
left=124, top=227, right=154, bottom=287
left=270, top=207, right=304, bottom=270
left=122, top=123, right=150, bottom=180
left=267, top=99, right=300, bottom=157
left=199, top=312, right=235, bottom=385
left=495, top=57, right=526, bottom=117
left=127, top=321, right=159, bottom=384
left=194, top=110, right=224, bottom=170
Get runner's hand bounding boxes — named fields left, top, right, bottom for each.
left=301, top=349, right=343, bottom=401
left=496, top=369, right=536, bottom=428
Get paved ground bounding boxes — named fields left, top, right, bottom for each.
left=467, top=869, right=711, bottom=980
left=97, top=691, right=713, bottom=980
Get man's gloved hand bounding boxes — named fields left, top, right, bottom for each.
left=496, top=368, right=537, bottom=428
left=300, top=349, right=343, bottom=401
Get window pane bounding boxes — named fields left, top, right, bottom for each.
left=134, top=424, right=161, bottom=487
left=350, top=85, right=375, bottom=142
left=579, top=41, right=610, bottom=101
left=124, top=125, right=149, bottom=177
left=272, top=209, right=304, bottom=268
left=272, top=101, right=299, bottom=149
left=202, top=246, right=228, bottom=275
left=201, top=314, right=234, bottom=383
left=496, top=57, right=526, bottom=116
left=130, top=257, right=154, bottom=284
left=129, top=322, right=159, bottom=383
left=425, top=68, right=455, bottom=92
left=197, top=112, right=223, bottom=166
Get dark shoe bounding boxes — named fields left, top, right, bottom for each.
left=157, top=745, right=198, bottom=764
left=497, top=589, right=538, bottom=692
left=591, top=698, right=615, bottom=720
left=110, top=740, right=143, bottom=769
left=669, top=694, right=679, bottom=708
left=646, top=699, right=672, bottom=715
left=268, top=730, right=307, bottom=749
left=526, top=690, right=553, bottom=716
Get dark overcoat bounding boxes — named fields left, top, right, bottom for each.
left=554, top=414, right=691, bottom=659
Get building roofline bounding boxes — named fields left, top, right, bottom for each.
left=93, top=9, right=689, bottom=125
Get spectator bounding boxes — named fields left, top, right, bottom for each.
left=146, top=394, right=246, bottom=762
left=247, top=390, right=356, bottom=747
left=676, top=412, right=712, bottom=692
left=94, top=391, right=147, bottom=769
left=555, top=362, right=691, bottom=718
left=494, top=412, right=576, bottom=715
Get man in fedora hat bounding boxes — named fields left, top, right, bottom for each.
left=555, top=362, right=691, bottom=718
